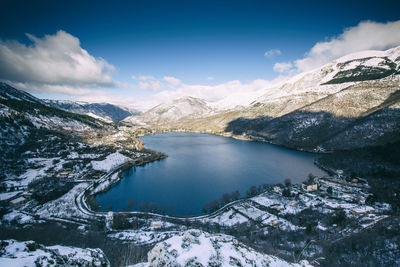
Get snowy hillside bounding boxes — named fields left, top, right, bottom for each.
left=134, top=230, right=311, bottom=267
left=0, top=240, right=109, bottom=266
left=223, top=46, right=400, bottom=151
left=0, top=83, right=107, bottom=158
left=0, top=82, right=113, bottom=185
left=124, top=96, right=214, bottom=126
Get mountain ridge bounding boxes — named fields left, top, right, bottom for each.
left=44, top=99, right=139, bottom=122
left=123, top=45, right=400, bottom=152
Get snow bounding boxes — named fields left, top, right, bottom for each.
left=208, top=209, right=248, bottom=226
left=0, top=240, right=52, bottom=267
left=91, top=152, right=129, bottom=172
left=135, top=230, right=312, bottom=267
left=0, top=191, right=20, bottom=201
left=26, top=114, right=92, bottom=132
left=132, top=96, right=214, bottom=124
left=2, top=211, right=35, bottom=225
left=33, top=183, right=91, bottom=220
left=335, top=49, right=387, bottom=64
left=0, top=240, right=109, bottom=267
left=85, top=112, right=112, bottom=123
left=9, top=158, right=54, bottom=187
left=47, top=245, right=101, bottom=262
left=108, top=230, right=179, bottom=245
left=92, top=172, right=119, bottom=194
left=209, top=89, right=269, bottom=110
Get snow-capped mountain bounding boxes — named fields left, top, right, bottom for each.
left=223, top=46, right=400, bottom=151
left=124, top=96, right=214, bottom=126
left=44, top=99, right=139, bottom=122
left=126, top=46, right=400, bottom=151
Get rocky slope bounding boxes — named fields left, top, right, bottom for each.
left=125, top=46, right=400, bottom=151
left=133, top=230, right=311, bottom=267
left=44, top=99, right=139, bottom=122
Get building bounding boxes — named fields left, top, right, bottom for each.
left=336, top=169, right=344, bottom=178
left=150, top=222, right=162, bottom=229
left=57, top=171, right=71, bottom=178
left=350, top=206, right=374, bottom=215
left=9, top=196, right=27, bottom=207
left=302, top=183, right=318, bottom=192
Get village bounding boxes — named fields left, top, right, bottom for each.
left=1, top=147, right=392, bottom=266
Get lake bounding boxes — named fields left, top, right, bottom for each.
left=96, top=132, right=325, bottom=216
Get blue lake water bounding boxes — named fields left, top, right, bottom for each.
left=96, top=132, right=325, bottom=216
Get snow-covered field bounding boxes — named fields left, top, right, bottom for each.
left=91, top=152, right=130, bottom=172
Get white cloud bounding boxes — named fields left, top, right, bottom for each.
left=136, top=77, right=287, bottom=111
left=264, top=49, right=281, bottom=58
left=5, top=81, right=97, bottom=97
left=163, top=76, right=181, bottom=87
left=0, top=30, right=115, bottom=88
left=131, top=75, right=137, bottom=80
left=139, top=79, right=163, bottom=91
left=273, top=62, right=293, bottom=73
left=294, top=20, right=400, bottom=72
left=206, top=76, right=214, bottom=81
left=138, top=75, right=155, bottom=81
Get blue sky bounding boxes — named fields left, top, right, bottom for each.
left=1, top=0, right=400, bottom=110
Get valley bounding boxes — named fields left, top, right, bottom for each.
left=1, top=45, right=400, bottom=266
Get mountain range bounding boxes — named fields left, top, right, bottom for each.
left=1, top=45, right=399, bottom=153
left=123, top=45, right=400, bottom=152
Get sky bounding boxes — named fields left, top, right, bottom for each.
left=1, top=0, right=400, bottom=111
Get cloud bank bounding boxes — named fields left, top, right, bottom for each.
left=273, top=62, right=293, bottom=73
left=274, top=20, right=400, bottom=73
left=132, top=77, right=285, bottom=111
left=0, top=30, right=115, bottom=89
left=0, top=30, right=131, bottom=107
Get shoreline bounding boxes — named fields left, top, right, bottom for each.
left=136, top=129, right=328, bottom=154
left=79, top=130, right=329, bottom=223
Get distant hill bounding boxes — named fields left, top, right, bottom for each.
left=44, top=99, right=139, bottom=122
left=123, top=96, right=213, bottom=126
